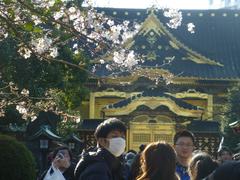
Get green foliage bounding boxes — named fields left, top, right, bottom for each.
left=0, top=134, right=36, bottom=180
left=227, top=86, right=240, bottom=120
left=57, top=117, right=79, bottom=137
left=0, top=38, right=89, bottom=113
left=23, top=22, right=34, bottom=31
left=1, top=38, right=60, bottom=93
left=54, top=46, right=90, bottom=110
left=223, top=84, right=240, bottom=151
left=3, top=0, right=12, bottom=4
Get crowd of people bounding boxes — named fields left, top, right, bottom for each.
left=39, top=118, right=240, bottom=180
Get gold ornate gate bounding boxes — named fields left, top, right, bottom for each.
left=128, top=121, right=176, bottom=151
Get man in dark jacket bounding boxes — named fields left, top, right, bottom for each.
left=74, top=118, right=127, bottom=180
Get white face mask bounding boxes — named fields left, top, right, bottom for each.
left=107, top=137, right=126, bottom=157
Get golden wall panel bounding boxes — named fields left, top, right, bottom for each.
left=128, top=122, right=175, bottom=151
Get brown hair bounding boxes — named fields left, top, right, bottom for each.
left=137, top=141, right=179, bottom=180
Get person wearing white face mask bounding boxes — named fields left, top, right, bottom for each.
left=106, top=136, right=126, bottom=157
left=74, top=118, right=127, bottom=180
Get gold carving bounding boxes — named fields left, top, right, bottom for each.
left=103, top=96, right=203, bottom=117
left=147, top=51, right=157, bottom=60
left=169, top=40, right=180, bottom=50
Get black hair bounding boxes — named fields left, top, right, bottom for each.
left=52, top=146, right=73, bottom=160
left=139, top=144, right=146, bottom=152
left=173, top=130, right=195, bottom=145
left=94, top=118, right=126, bottom=138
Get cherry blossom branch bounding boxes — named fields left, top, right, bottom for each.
left=16, top=0, right=107, bottom=46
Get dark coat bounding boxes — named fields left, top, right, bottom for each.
left=211, top=161, right=240, bottom=180
left=74, top=148, right=125, bottom=180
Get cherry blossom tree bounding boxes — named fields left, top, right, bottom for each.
left=0, top=0, right=139, bottom=120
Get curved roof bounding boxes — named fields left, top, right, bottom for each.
left=104, top=90, right=200, bottom=111
left=28, top=126, right=62, bottom=141
left=64, top=133, right=84, bottom=143
left=93, top=8, right=240, bottom=80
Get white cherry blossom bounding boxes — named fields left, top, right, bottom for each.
left=18, top=47, right=32, bottom=59
left=21, top=89, right=30, bottom=96
left=163, top=8, right=182, bottom=29
left=187, top=22, right=195, bottom=33
left=49, top=47, right=58, bottom=58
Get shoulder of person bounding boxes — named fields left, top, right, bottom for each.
left=77, top=161, right=111, bottom=180
left=74, top=148, right=107, bottom=179
left=63, top=163, right=76, bottom=179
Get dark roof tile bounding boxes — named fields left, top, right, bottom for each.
left=187, top=120, right=220, bottom=133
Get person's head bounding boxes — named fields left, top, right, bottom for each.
left=139, top=144, right=146, bottom=153
left=188, top=152, right=219, bottom=180
left=127, top=149, right=137, bottom=155
left=217, top=146, right=233, bottom=163
left=52, top=146, right=72, bottom=169
left=94, top=118, right=126, bottom=157
left=125, top=152, right=136, bottom=167
left=173, top=130, right=195, bottom=160
left=206, top=161, right=240, bottom=180
left=137, top=141, right=178, bottom=180
left=125, top=152, right=136, bottom=161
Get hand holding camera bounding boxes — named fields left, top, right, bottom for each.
left=56, top=153, right=64, bottom=160
left=53, top=151, right=71, bottom=170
